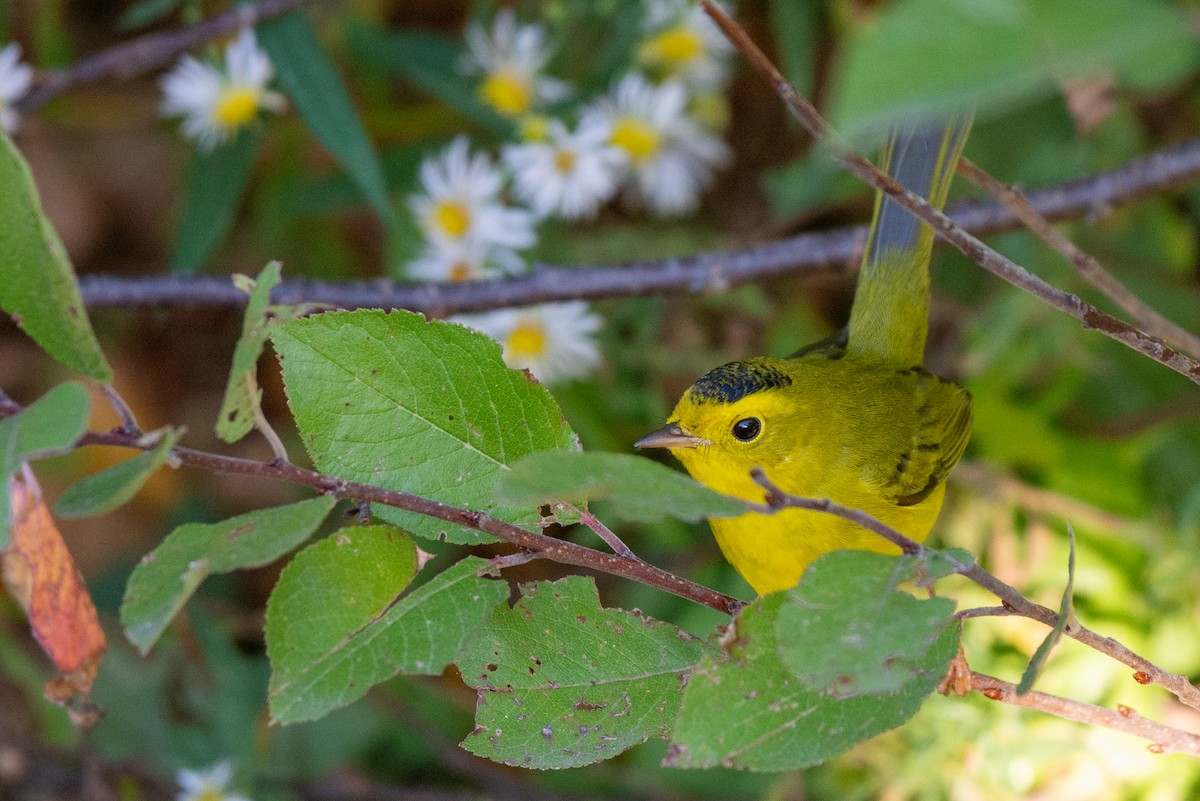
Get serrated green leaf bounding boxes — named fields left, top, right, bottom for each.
left=216, top=262, right=303, bottom=443
left=54, top=428, right=182, bottom=518
left=120, top=496, right=336, bottom=654
left=458, top=576, right=712, bottom=769
left=1017, top=524, right=1075, bottom=695
left=346, top=21, right=513, bottom=137
left=272, top=309, right=580, bottom=544
left=170, top=128, right=261, bottom=274
left=269, top=555, right=506, bottom=724
left=0, top=382, right=91, bottom=547
left=0, top=132, right=112, bottom=381
left=497, top=451, right=745, bottom=523
left=256, top=13, right=390, bottom=221
left=776, top=551, right=957, bottom=697
left=830, top=0, right=1195, bottom=144
left=266, top=524, right=418, bottom=714
left=668, top=592, right=957, bottom=771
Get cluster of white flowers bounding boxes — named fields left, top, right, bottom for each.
left=412, top=1, right=735, bottom=385
left=146, top=5, right=736, bottom=386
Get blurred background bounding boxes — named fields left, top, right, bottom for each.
left=3, top=0, right=1200, bottom=799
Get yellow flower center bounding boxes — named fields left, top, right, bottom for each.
left=448, top=261, right=474, bottom=282
left=506, top=319, right=548, bottom=360
left=640, top=25, right=704, bottom=69
left=213, top=86, right=261, bottom=131
left=610, top=117, right=661, bottom=163
left=553, top=149, right=576, bottom=174
left=433, top=200, right=471, bottom=239
left=519, top=114, right=550, bottom=142
left=479, top=70, right=533, bottom=117
left=192, top=786, right=225, bottom=801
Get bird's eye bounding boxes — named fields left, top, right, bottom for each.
left=731, top=417, right=761, bottom=442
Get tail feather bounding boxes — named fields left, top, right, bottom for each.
left=847, top=117, right=971, bottom=366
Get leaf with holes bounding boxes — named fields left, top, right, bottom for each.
left=458, top=576, right=713, bottom=769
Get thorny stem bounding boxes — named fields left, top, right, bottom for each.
left=700, top=0, right=1200, bottom=387
left=52, top=423, right=745, bottom=617
left=748, top=467, right=1200, bottom=713
left=969, top=671, right=1200, bottom=758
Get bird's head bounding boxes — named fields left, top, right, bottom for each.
left=635, top=358, right=802, bottom=501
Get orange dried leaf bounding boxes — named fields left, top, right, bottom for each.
left=3, top=467, right=107, bottom=704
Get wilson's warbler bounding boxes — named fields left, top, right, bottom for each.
left=636, top=121, right=973, bottom=594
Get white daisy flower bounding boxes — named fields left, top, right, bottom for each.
left=160, top=28, right=286, bottom=151
left=455, top=301, right=602, bottom=385
left=581, top=74, right=729, bottom=217
left=176, top=761, right=252, bottom=801
left=639, top=0, right=734, bottom=90
left=462, top=9, right=571, bottom=118
left=409, top=136, right=536, bottom=252
left=502, top=119, right=624, bottom=220
left=0, top=43, right=34, bottom=133
left=407, top=238, right=522, bottom=283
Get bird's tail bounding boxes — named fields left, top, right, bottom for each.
left=847, top=117, right=972, bottom=366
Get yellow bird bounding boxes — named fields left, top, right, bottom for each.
left=636, top=120, right=973, bottom=595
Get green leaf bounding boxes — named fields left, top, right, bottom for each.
left=668, top=592, right=957, bottom=771
left=775, top=551, right=957, bottom=697
left=266, top=524, right=419, bottom=715
left=346, top=21, right=513, bottom=137
left=120, top=496, right=337, bottom=653
left=458, top=576, right=712, bottom=769
left=496, top=451, right=746, bottom=523
left=0, top=132, right=112, bottom=381
left=118, top=0, right=180, bottom=29
left=54, top=428, right=183, bottom=518
left=0, top=382, right=91, bottom=547
left=268, top=555, right=506, bottom=724
left=256, top=13, right=390, bottom=221
left=272, top=310, right=580, bottom=544
left=1017, top=524, right=1076, bottom=695
left=216, top=262, right=304, bottom=443
left=170, top=128, right=262, bottom=274
left=830, top=0, right=1195, bottom=144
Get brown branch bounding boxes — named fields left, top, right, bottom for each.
left=58, top=426, right=743, bottom=617
left=14, top=0, right=332, bottom=112
left=969, top=671, right=1200, bottom=758
left=72, top=136, right=1200, bottom=313
left=958, top=157, right=1200, bottom=360
left=748, top=468, right=1200, bottom=712
left=700, top=0, right=1200, bottom=386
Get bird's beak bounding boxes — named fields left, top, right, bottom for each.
left=634, top=423, right=709, bottom=450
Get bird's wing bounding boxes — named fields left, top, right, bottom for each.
left=883, top=368, right=974, bottom=507
left=847, top=118, right=972, bottom=367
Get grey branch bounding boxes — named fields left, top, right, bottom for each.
left=76, top=136, right=1200, bottom=314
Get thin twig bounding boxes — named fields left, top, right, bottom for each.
left=35, top=418, right=743, bottom=617
left=565, top=504, right=637, bottom=559
left=747, top=467, right=1200, bottom=712
left=244, top=372, right=290, bottom=463
left=700, top=0, right=1200, bottom=386
left=73, top=137, right=1200, bottom=313
left=955, top=606, right=1020, bottom=621
left=969, top=671, right=1200, bottom=758
left=14, top=0, right=331, bottom=112
left=958, top=158, right=1200, bottom=360
left=97, top=384, right=142, bottom=436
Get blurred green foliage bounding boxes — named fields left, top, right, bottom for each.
left=2, top=0, right=1200, bottom=799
